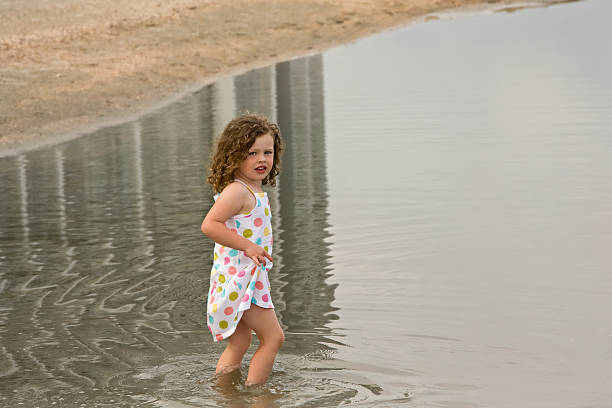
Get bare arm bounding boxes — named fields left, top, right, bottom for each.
left=201, top=183, right=272, bottom=266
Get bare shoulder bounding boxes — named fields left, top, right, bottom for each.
left=217, top=182, right=255, bottom=214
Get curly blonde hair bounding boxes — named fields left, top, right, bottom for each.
left=207, top=114, right=283, bottom=194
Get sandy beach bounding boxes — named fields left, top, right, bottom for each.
left=1, top=0, right=533, bottom=153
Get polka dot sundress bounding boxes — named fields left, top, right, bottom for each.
left=206, top=180, right=274, bottom=342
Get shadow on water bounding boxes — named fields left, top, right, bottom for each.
left=0, top=55, right=350, bottom=407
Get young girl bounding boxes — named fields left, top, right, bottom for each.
left=201, top=113, right=285, bottom=385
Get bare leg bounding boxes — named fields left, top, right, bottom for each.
left=216, top=318, right=252, bottom=374
left=241, top=305, right=285, bottom=385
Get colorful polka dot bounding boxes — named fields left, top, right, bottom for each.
left=255, top=281, right=264, bottom=290
left=229, top=249, right=238, bottom=257
left=229, top=292, right=238, bottom=301
left=209, top=296, right=215, bottom=304
left=218, top=274, right=225, bottom=283
left=216, top=334, right=224, bottom=341
left=263, top=227, right=270, bottom=236
left=265, top=208, right=269, bottom=216
left=262, top=294, right=269, bottom=302
left=254, top=218, right=263, bottom=227
left=242, top=294, right=250, bottom=302
left=212, top=304, right=218, bottom=313
left=243, top=229, right=253, bottom=238
left=219, top=320, right=228, bottom=329
left=228, top=266, right=237, bottom=275
left=257, top=200, right=261, bottom=207
left=214, top=253, right=218, bottom=261
left=249, top=281, right=256, bottom=290
left=208, top=315, right=214, bottom=324
left=256, top=237, right=262, bottom=245
left=264, top=246, right=269, bottom=252
left=237, top=269, right=245, bottom=277
left=251, top=298, right=257, bottom=304
left=224, top=257, right=230, bottom=265
left=236, top=221, right=241, bottom=229
left=216, top=287, right=222, bottom=293
left=224, top=307, right=234, bottom=315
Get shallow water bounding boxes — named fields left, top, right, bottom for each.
left=1, top=0, right=612, bottom=406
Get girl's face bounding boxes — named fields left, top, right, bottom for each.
left=236, top=133, right=275, bottom=185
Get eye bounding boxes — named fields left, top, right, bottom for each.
left=264, top=150, right=273, bottom=155
left=248, top=152, right=256, bottom=156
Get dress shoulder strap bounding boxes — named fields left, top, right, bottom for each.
left=233, top=179, right=256, bottom=197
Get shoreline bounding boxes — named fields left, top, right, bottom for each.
left=0, top=0, right=567, bottom=157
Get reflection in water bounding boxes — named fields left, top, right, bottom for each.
left=234, top=65, right=277, bottom=121
left=275, top=56, right=340, bottom=354
left=0, top=54, right=340, bottom=406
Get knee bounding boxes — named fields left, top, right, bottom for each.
left=263, top=329, right=284, bottom=350
left=278, top=330, right=285, bottom=349
left=275, top=329, right=285, bottom=348
left=231, top=333, right=252, bottom=355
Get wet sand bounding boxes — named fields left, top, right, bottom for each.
left=1, top=0, right=530, bottom=153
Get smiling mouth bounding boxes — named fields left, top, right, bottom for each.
left=255, top=166, right=267, bottom=172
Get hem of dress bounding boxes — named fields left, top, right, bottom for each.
left=212, top=302, right=275, bottom=342
left=213, top=311, right=242, bottom=342
left=238, top=301, right=275, bottom=313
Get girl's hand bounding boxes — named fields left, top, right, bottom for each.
left=244, top=242, right=273, bottom=267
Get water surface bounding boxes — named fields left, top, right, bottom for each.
left=1, top=0, right=611, bottom=407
